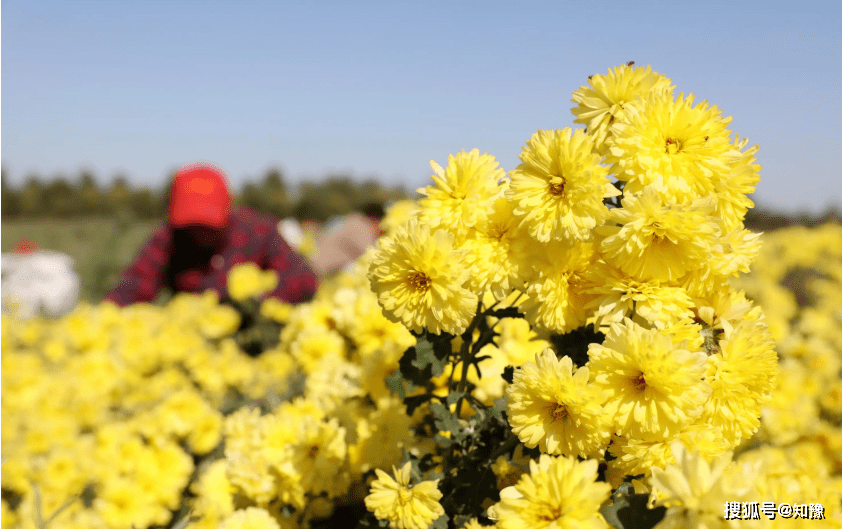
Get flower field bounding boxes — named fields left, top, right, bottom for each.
left=3, top=63, right=842, bottom=528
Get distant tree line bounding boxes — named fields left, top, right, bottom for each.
left=1, top=166, right=413, bottom=222
left=2, top=166, right=839, bottom=230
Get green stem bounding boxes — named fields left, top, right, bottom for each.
left=487, top=432, right=520, bottom=462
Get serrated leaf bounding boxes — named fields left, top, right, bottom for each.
left=430, top=514, right=449, bottom=529
left=429, top=402, right=460, bottom=433
left=615, top=482, right=634, bottom=496
left=489, top=397, right=508, bottom=423
left=433, top=432, right=452, bottom=448
left=385, top=370, right=405, bottom=399
left=410, top=337, right=450, bottom=378
left=411, top=338, right=434, bottom=369
left=446, top=391, right=465, bottom=407
left=601, top=493, right=665, bottom=529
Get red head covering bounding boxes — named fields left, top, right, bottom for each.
left=14, top=239, right=39, bottom=254
left=169, top=162, right=232, bottom=229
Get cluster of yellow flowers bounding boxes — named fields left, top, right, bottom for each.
left=3, top=63, right=841, bottom=529
left=364, top=63, right=784, bottom=527
left=1, top=294, right=242, bottom=529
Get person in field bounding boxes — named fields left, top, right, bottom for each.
left=105, top=162, right=317, bottom=306
left=311, top=202, right=385, bottom=277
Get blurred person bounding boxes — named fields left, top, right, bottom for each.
left=311, top=202, right=385, bottom=277
left=1, top=239, right=81, bottom=319
left=105, top=162, right=317, bottom=306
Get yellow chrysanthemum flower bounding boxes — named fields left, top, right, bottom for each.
left=571, top=63, right=674, bottom=154
left=461, top=193, right=525, bottom=300
left=584, top=260, right=695, bottom=332
left=713, top=134, right=762, bottom=232
left=197, top=303, right=241, bottom=340
left=588, top=320, right=711, bottom=441
left=416, top=148, right=506, bottom=244
left=381, top=199, right=420, bottom=237
left=648, top=442, right=753, bottom=529
left=351, top=397, right=415, bottom=475
left=259, top=297, right=293, bottom=323
left=228, top=262, right=278, bottom=302
left=517, top=239, right=596, bottom=334
left=598, top=187, right=720, bottom=283
left=364, top=461, right=444, bottom=529
left=368, top=218, right=478, bottom=335
left=218, top=507, right=281, bottom=529
left=605, top=91, right=736, bottom=203
left=489, top=454, right=611, bottom=529
left=291, top=416, right=350, bottom=498
left=507, top=349, right=611, bottom=458
left=490, top=446, right=532, bottom=490
left=699, top=317, right=778, bottom=448
left=604, top=424, right=731, bottom=488
left=508, top=128, right=619, bottom=243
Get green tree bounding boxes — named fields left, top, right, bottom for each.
left=107, top=175, right=132, bottom=216
left=77, top=170, right=104, bottom=216
left=1, top=166, right=21, bottom=218
left=44, top=175, right=77, bottom=217
left=19, top=175, right=46, bottom=216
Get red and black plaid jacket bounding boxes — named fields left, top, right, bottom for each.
left=105, top=208, right=318, bottom=307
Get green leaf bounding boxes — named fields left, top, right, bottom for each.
left=446, top=391, right=465, bottom=407
left=600, top=493, right=665, bottom=529
left=409, top=335, right=450, bottom=379
left=433, top=432, right=452, bottom=448
left=489, top=397, right=508, bottom=424
left=429, top=402, right=460, bottom=434
left=431, top=514, right=449, bottom=529
left=411, top=338, right=435, bottom=369
left=385, top=370, right=405, bottom=400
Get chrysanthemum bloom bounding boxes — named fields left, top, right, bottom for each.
left=291, top=416, right=350, bottom=498
left=692, top=287, right=756, bottom=353
left=489, top=454, right=611, bottom=529
left=416, top=148, right=506, bottom=244
left=508, top=128, right=619, bottom=243
left=604, top=424, right=731, bottom=487
left=604, top=91, right=737, bottom=203
left=461, top=193, right=525, bottom=300
left=507, top=349, right=611, bottom=458
left=712, top=135, right=761, bottom=233
left=584, top=260, right=695, bottom=332
left=287, top=327, right=346, bottom=375
left=368, top=218, right=478, bottom=335
left=679, top=228, right=763, bottom=298
left=490, top=446, right=532, bottom=489
left=699, top=317, right=778, bottom=448
left=197, top=304, right=241, bottom=339
left=648, top=443, right=752, bottom=529
left=364, top=461, right=444, bottom=529
left=218, top=507, right=281, bottom=529
left=350, top=397, right=415, bottom=474
left=588, top=320, right=711, bottom=441
left=517, top=239, right=596, bottom=334
left=228, top=262, right=278, bottom=302
left=598, top=187, right=720, bottom=283
left=571, top=63, right=674, bottom=154
left=381, top=199, right=420, bottom=237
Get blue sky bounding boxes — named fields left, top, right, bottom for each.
left=2, top=0, right=840, bottom=212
